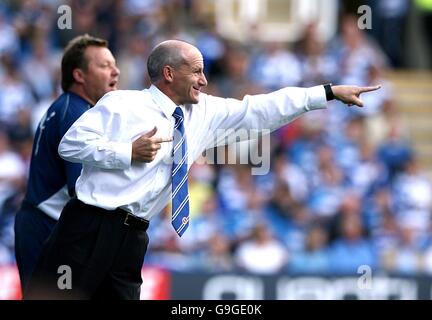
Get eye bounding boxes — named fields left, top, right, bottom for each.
left=101, top=62, right=114, bottom=68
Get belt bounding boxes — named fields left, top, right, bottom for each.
left=120, top=210, right=149, bottom=231
left=71, top=198, right=149, bottom=231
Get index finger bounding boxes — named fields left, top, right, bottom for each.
left=152, top=137, right=173, bottom=143
left=359, top=85, right=382, bottom=93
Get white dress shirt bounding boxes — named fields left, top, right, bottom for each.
left=58, top=84, right=327, bottom=220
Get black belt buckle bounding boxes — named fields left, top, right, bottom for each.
left=122, top=211, right=149, bottom=230
left=124, top=213, right=132, bottom=226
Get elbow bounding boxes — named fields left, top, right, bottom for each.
left=58, top=139, right=67, bottom=160
left=58, top=142, right=70, bottom=161
left=58, top=136, right=78, bottom=162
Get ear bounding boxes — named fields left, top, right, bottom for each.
left=72, top=68, right=85, bottom=85
left=162, top=65, right=174, bottom=83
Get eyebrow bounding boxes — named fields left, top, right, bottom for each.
left=99, top=59, right=116, bottom=65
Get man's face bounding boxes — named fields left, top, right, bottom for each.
left=171, top=48, right=208, bottom=105
left=81, top=46, right=120, bottom=104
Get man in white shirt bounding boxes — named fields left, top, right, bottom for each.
left=25, top=39, right=380, bottom=300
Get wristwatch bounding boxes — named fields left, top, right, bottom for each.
left=324, top=83, right=334, bottom=101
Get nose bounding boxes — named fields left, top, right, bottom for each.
left=199, top=73, right=207, bottom=87
left=112, top=65, right=120, bottom=76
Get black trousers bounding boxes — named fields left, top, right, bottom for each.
left=24, top=198, right=149, bottom=300
left=14, top=202, right=57, bottom=293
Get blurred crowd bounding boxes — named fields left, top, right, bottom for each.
left=0, top=0, right=431, bottom=277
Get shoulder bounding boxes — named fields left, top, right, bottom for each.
left=95, top=90, right=149, bottom=110
left=47, top=92, right=90, bottom=119
left=98, top=89, right=148, bottom=103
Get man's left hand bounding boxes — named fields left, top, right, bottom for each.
left=331, top=85, right=382, bottom=107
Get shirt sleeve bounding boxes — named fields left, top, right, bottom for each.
left=58, top=98, right=88, bottom=195
left=200, top=85, right=327, bottom=149
left=58, top=92, right=132, bottom=169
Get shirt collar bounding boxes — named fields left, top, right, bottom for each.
left=66, top=91, right=93, bottom=109
left=148, top=84, right=179, bottom=119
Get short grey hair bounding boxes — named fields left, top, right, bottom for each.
left=147, top=41, right=186, bottom=82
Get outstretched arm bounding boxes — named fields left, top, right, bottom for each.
left=331, top=85, right=382, bottom=107
left=199, top=84, right=382, bottom=151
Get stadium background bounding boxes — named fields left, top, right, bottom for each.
left=0, top=0, right=432, bottom=299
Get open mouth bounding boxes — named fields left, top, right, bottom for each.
left=109, top=80, right=118, bottom=89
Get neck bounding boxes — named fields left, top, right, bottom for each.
left=154, top=82, right=181, bottom=106
left=67, top=84, right=95, bottom=105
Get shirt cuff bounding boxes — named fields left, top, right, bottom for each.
left=306, top=85, right=328, bottom=110
left=112, top=142, right=132, bottom=168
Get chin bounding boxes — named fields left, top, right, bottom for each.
left=191, top=95, right=200, bottom=104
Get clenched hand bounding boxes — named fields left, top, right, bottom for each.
left=132, top=126, right=172, bottom=162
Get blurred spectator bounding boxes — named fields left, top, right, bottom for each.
left=369, top=0, right=410, bottom=67
left=288, top=115, right=326, bottom=179
left=0, top=181, right=26, bottom=265
left=365, top=97, right=406, bottom=149
left=250, top=41, right=301, bottom=91
left=178, top=196, right=223, bottom=254
left=328, top=214, right=377, bottom=274
left=214, top=43, right=264, bottom=99
left=353, top=64, right=393, bottom=118
left=348, top=141, right=388, bottom=198
left=288, top=225, right=330, bottom=274
left=272, top=152, right=309, bottom=203
left=21, top=36, right=58, bottom=101
left=327, top=191, right=364, bottom=241
left=234, top=223, right=288, bottom=274
left=0, top=130, right=26, bottom=210
left=264, top=181, right=297, bottom=244
left=279, top=204, right=312, bottom=253
left=377, top=120, right=414, bottom=181
left=188, top=162, right=216, bottom=218
left=0, top=13, right=19, bottom=56
left=195, top=21, right=225, bottom=78
left=295, top=22, right=338, bottom=87
left=331, top=13, right=388, bottom=86
left=146, top=208, right=200, bottom=271
left=307, top=145, right=346, bottom=219
left=12, top=0, right=53, bottom=55
left=421, top=240, right=432, bottom=274
left=198, top=233, right=235, bottom=272
left=0, top=56, right=33, bottom=125
left=363, top=185, right=394, bottom=231
left=117, top=34, right=149, bottom=90
left=216, top=164, right=263, bottom=213
left=380, top=222, right=424, bottom=275
left=331, top=116, right=365, bottom=175
left=392, top=157, right=432, bottom=234
left=370, top=205, right=400, bottom=258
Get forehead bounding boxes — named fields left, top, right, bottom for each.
left=84, top=46, right=114, bottom=62
left=182, top=46, right=204, bottom=66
